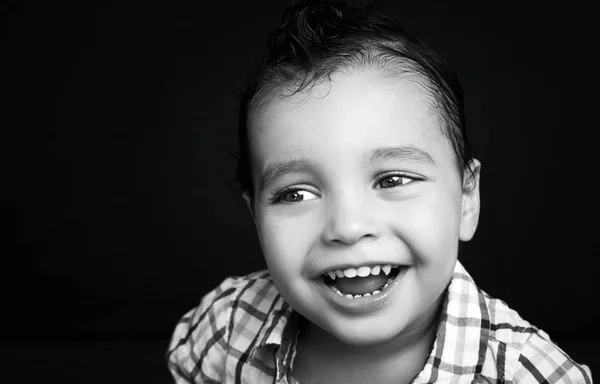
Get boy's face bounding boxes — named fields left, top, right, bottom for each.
left=245, top=69, right=480, bottom=346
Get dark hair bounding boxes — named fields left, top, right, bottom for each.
left=236, top=0, right=474, bottom=198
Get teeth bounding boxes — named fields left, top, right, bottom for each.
left=325, top=264, right=396, bottom=280
left=331, top=289, right=384, bottom=299
left=343, top=268, right=358, bottom=278
left=325, top=269, right=401, bottom=299
left=330, top=285, right=344, bottom=297
left=329, top=285, right=387, bottom=299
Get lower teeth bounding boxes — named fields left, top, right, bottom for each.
left=330, top=277, right=394, bottom=299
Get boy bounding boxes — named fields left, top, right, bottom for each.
left=167, top=2, right=593, bottom=383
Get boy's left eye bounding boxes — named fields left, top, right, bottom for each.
left=376, top=174, right=416, bottom=188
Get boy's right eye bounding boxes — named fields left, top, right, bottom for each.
left=272, top=188, right=319, bottom=204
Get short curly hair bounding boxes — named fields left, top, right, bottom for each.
left=236, top=0, right=474, bottom=198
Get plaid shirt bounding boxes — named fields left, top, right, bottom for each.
left=167, top=261, right=593, bottom=383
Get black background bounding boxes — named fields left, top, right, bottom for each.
left=7, top=0, right=599, bottom=382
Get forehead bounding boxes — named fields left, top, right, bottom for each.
left=248, top=70, right=452, bottom=171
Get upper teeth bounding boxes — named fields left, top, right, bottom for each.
left=325, top=264, right=394, bottom=280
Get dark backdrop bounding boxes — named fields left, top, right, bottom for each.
left=7, top=0, right=599, bottom=382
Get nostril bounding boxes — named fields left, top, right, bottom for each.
left=323, top=211, right=377, bottom=245
left=328, top=233, right=376, bottom=246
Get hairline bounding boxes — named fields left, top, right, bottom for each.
left=247, top=58, right=461, bottom=171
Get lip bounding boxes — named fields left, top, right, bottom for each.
left=315, top=266, right=408, bottom=314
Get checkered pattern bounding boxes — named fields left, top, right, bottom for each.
left=167, top=262, right=593, bottom=383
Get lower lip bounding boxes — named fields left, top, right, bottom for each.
left=315, top=267, right=408, bottom=314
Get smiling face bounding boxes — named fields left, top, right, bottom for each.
left=244, top=69, right=480, bottom=347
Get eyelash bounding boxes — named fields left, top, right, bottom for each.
left=374, top=172, right=422, bottom=189
left=268, top=185, right=317, bottom=204
left=268, top=172, right=423, bottom=204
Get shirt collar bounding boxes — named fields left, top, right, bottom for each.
left=249, top=260, right=491, bottom=382
left=415, top=260, right=492, bottom=382
left=248, top=282, right=300, bottom=382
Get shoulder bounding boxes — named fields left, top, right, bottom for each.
left=482, top=292, right=593, bottom=383
left=166, top=270, right=278, bottom=383
left=483, top=292, right=539, bottom=349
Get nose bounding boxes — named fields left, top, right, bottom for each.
left=322, top=192, right=378, bottom=246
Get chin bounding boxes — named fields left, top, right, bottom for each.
left=323, top=319, right=401, bottom=347
left=338, top=333, right=396, bottom=347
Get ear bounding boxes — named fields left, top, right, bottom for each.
left=242, top=191, right=257, bottom=225
left=242, top=191, right=263, bottom=243
left=459, top=159, right=481, bottom=242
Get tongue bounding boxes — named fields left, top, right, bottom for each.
left=335, top=274, right=388, bottom=295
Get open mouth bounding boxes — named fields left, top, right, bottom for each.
left=322, top=264, right=402, bottom=299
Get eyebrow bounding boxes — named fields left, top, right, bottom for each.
left=367, top=146, right=436, bottom=166
left=258, top=146, right=435, bottom=192
left=259, top=159, right=317, bottom=191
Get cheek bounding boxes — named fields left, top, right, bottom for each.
left=256, top=215, right=320, bottom=312
left=392, top=192, right=462, bottom=262
left=257, top=214, right=315, bottom=277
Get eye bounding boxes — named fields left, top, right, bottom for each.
left=275, top=188, right=319, bottom=204
left=376, top=173, right=417, bottom=189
